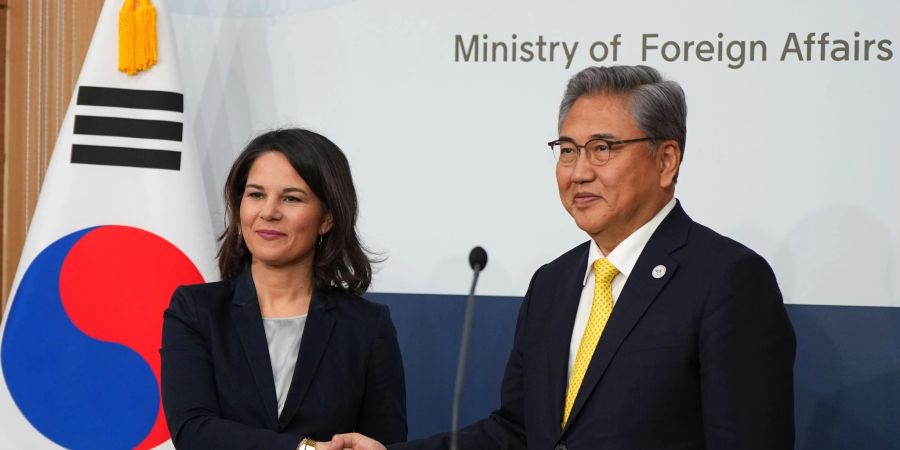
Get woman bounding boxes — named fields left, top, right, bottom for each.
left=161, top=129, right=407, bottom=450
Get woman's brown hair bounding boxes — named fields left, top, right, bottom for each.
left=218, top=128, right=373, bottom=295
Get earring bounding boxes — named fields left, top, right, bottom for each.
left=317, top=234, right=324, bottom=247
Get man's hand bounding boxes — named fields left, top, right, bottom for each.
left=329, top=433, right=386, bottom=450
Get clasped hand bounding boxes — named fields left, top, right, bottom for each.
left=325, top=432, right=386, bottom=450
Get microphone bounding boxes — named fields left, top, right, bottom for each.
left=451, top=246, right=488, bottom=450
left=469, top=246, right=488, bottom=272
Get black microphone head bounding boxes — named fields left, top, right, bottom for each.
left=469, top=246, right=488, bottom=271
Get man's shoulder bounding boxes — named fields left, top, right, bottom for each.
left=676, top=219, right=776, bottom=280
left=523, top=241, right=592, bottom=290
left=657, top=201, right=764, bottom=262
left=544, top=241, right=592, bottom=272
left=686, top=220, right=762, bottom=261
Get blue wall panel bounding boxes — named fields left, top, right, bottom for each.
left=370, top=293, right=900, bottom=449
left=790, top=305, right=900, bottom=450
left=368, top=293, right=521, bottom=440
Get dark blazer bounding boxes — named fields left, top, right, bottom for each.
left=161, top=269, right=407, bottom=450
left=395, top=201, right=795, bottom=450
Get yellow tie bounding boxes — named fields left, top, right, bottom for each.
left=562, top=258, right=619, bottom=427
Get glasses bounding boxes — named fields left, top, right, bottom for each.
left=547, top=136, right=661, bottom=166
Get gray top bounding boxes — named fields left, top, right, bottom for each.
left=262, top=315, right=307, bottom=416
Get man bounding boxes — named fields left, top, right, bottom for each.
left=330, top=65, right=796, bottom=450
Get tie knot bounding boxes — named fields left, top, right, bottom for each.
left=593, top=258, right=619, bottom=285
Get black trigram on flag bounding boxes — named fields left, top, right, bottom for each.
left=71, top=86, right=184, bottom=171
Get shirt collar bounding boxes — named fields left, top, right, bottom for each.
left=582, top=197, right=677, bottom=286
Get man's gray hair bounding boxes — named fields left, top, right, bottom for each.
left=558, top=65, right=687, bottom=160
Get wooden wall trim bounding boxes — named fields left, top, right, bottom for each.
left=2, top=0, right=104, bottom=314
left=1, top=1, right=7, bottom=315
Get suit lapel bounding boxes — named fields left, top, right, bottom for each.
left=230, top=270, right=280, bottom=428
left=563, top=202, right=691, bottom=432
left=277, top=288, right=336, bottom=428
left=547, top=243, right=591, bottom=435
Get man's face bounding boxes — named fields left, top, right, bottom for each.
left=556, top=93, right=676, bottom=253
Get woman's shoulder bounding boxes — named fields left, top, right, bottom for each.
left=174, top=279, right=233, bottom=298
left=320, top=289, right=390, bottom=322
left=170, top=279, right=238, bottom=314
left=321, top=291, right=397, bottom=345
left=325, top=288, right=384, bottom=309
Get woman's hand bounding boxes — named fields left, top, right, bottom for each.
left=329, top=433, right=386, bottom=450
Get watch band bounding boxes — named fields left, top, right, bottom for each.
left=298, top=438, right=318, bottom=450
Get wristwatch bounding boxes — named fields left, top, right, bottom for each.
left=298, top=438, right=318, bottom=450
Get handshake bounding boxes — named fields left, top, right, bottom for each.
left=317, top=433, right=386, bottom=450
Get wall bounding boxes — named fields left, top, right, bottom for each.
left=167, top=1, right=899, bottom=447
left=2, top=0, right=104, bottom=312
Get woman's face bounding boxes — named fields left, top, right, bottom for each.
left=239, top=151, right=333, bottom=270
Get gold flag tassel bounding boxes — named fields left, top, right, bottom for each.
left=118, top=0, right=136, bottom=74
left=118, top=0, right=158, bottom=75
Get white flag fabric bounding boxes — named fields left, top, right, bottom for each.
left=0, top=0, right=217, bottom=448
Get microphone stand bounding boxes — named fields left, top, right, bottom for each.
left=451, top=248, right=486, bottom=450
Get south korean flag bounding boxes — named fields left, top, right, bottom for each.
left=0, top=0, right=217, bottom=448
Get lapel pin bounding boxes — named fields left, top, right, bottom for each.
left=651, top=265, right=667, bottom=279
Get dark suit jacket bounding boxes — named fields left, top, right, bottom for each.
left=161, top=269, right=407, bottom=450
left=395, top=201, right=795, bottom=450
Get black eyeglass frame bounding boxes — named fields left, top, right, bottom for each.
left=547, top=136, right=663, bottom=165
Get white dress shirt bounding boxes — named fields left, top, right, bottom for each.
left=567, top=198, right=677, bottom=379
